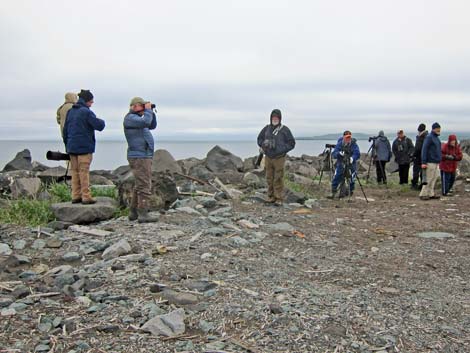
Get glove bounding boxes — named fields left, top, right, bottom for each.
left=445, top=154, right=455, bottom=160
left=339, top=151, right=345, bottom=157
left=350, top=157, right=354, bottom=164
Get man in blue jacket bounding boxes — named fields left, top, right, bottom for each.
left=329, top=131, right=361, bottom=199
left=63, top=89, right=105, bottom=204
left=124, top=97, right=158, bottom=222
left=419, top=122, right=442, bottom=200
left=257, top=109, right=296, bottom=206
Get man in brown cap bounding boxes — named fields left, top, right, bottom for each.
left=56, top=92, right=78, bottom=138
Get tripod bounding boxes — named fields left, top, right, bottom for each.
left=338, top=156, right=369, bottom=203
left=366, top=139, right=386, bottom=185
left=318, top=144, right=335, bottom=185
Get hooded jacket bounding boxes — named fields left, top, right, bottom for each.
left=257, top=113, right=295, bottom=159
left=332, top=137, right=361, bottom=166
left=63, top=98, right=105, bottom=154
left=124, top=109, right=157, bottom=159
left=392, top=135, right=415, bottom=164
left=439, top=135, right=462, bottom=173
left=421, top=131, right=442, bottom=164
left=414, top=130, right=428, bottom=164
left=374, top=131, right=392, bottom=162
left=56, top=92, right=78, bottom=137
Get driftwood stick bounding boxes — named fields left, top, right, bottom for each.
left=213, top=177, right=233, bottom=199
left=175, top=172, right=207, bottom=185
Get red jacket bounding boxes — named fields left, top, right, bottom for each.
left=439, top=135, right=463, bottom=173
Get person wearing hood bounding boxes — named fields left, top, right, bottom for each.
left=419, top=122, right=442, bottom=200
left=56, top=92, right=78, bottom=138
left=373, top=130, right=392, bottom=184
left=440, top=134, right=462, bottom=196
left=392, top=130, right=415, bottom=184
left=329, top=131, right=361, bottom=198
left=63, top=89, right=105, bottom=204
left=123, top=97, right=158, bottom=223
left=257, top=109, right=296, bottom=205
left=411, top=123, right=428, bottom=190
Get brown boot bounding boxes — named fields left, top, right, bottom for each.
left=128, top=207, right=138, bottom=221
left=82, top=198, right=97, bottom=205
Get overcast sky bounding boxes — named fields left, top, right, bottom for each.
left=1, top=0, right=469, bottom=140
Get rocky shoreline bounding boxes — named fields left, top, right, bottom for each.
left=1, top=143, right=470, bottom=352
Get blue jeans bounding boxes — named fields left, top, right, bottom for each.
left=332, top=163, right=356, bottom=192
left=441, top=171, right=455, bottom=195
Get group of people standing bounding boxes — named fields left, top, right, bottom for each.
left=56, top=91, right=463, bottom=214
left=370, top=122, right=463, bottom=198
left=57, top=90, right=158, bottom=223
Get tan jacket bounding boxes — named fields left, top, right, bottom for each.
left=56, top=92, right=78, bottom=136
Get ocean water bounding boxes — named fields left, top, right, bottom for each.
left=0, top=139, right=372, bottom=171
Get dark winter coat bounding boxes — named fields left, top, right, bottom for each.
left=392, top=136, right=414, bottom=165
left=257, top=122, right=295, bottom=159
left=63, top=98, right=105, bottom=155
left=375, top=136, right=392, bottom=162
left=124, top=109, right=157, bottom=159
left=421, top=131, right=442, bottom=164
left=332, top=137, right=361, bottom=166
left=439, top=135, right=462, bottom=173
left=413, top=130, right=428, bottom=164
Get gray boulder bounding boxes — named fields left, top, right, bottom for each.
left=2, top=149, right=32, bottom=172
left=460, top=139, right=470, bottom=155
left=286, top=160, right=317, bottom=178
left=31, top=161, right=51, bottom=172
left=205, top=145, right=243, bottom=173
left=188, top=165, right=213, bottom=181
left=242, top=172, right=263, bottom=188
left=112, top=165, right=131, bottom=181
left=0, top=170, right=34, bottom=194
left=89, top=174, right=114, bottom=186
left=153, top=149, right=183, bottom=174
left=177, top=157, right=204, bottom=174
left=10, top=177, right=42, bottom=199
left=141, top=308, right=185, bottom=337
left=50, top=197, right=117, bottom=224
left=458, top=153, right=470, bottom=174
left=102, top=239, right=132, bottom=260
left=118, top=171, right=178, bottom=210
left=37, top=167, right=68, bottom=183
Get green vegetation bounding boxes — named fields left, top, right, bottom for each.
left=0, top=182, right=121, bottom=227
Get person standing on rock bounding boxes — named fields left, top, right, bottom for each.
left=392, top=130, right=415, bottom=184
left=374, top=130, right=392, bottom=184
left=63, top=89, right=105, bottom=205
left=257, top=109, right=296, bottom=206
left=329, top=131, right=361, bottom=198
left=56, top=92, right=78, bottom=138
left=440, top=134, right=462, bottom=196
left=123, top=97, right=158, bottom=222
left=420, top=122, right=442, bottom=200
left=411, top=123, right=428, bottom=190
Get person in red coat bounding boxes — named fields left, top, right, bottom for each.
left=440, top=134, right=462, bottom=196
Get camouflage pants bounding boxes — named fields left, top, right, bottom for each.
left=128, top=158, right=153, bottom=209
left=265, top=156, right=286, bottom=201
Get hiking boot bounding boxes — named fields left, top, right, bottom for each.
left=82, top=198, right=97, bottom=205
left=265, top=197, right=276, bottom=204
left=71, top=198, right=82, bottom=204
left=137, top=209, right=159, bottom=223
left=128, top=207, right=138, bottom=221
left=420, top=196, right=430, bottom=201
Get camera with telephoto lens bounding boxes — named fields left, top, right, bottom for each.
left=325, top=143, right=336, bottom=148
left=262, top=139, right=276, bottom=151
left=368, top=136, right=378, bottom=142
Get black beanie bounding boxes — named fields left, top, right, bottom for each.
left=432, top=122, right=441, bottom=130
left=78, top=89, right=94, bottom=103
left=418, top=123, right=426, bottom=132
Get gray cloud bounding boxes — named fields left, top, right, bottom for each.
left=0, top=0, right=469, bottom=140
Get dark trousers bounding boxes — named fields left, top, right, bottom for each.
left=398, top=164, right=410, bottom=184
left=332, top=163, right=356, bottom=193
left=441, top=171, right=456, bottom=195
left=375, top=161, right=387, bottom=184
left=412, top=162, right=422, bottom=187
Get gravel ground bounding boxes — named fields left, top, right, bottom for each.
left=1, top=181, right=469, bottom=353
